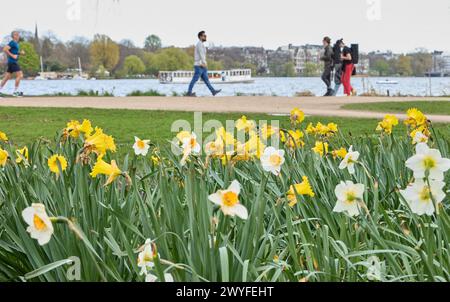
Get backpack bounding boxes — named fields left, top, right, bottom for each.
left=332, top=43, right=341, bottom=63
left=350, top=44, right=359, bottom=64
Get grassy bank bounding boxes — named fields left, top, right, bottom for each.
left=342, top=101, right=450, bottom=115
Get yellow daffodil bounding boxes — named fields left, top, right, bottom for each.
left=312, top=141, right=329, bottom=157
left=281, top=130, right=304, bottom=149
left=376, top=115, right=399, bottom=135
left=84, top=127, right=117, bottom=156
left=306, top=122, right=338, bottom=137
left=0, top=131, right=8, bottom=142
left=332, top=148, right=348, bottom=159
left=287, top=176, right=315, bottom=207
left=290, top=108, right=305, bottom=125
left=90, top=156, right=123, bottom=186
left=205, top=138, right=225, bottom=158
left=0, top=148, right=9, bottom=167
left=22, top=203, right=54, bottom=245
left=236, top=116, right=256, bottom=132
left=208, top=180, right=248, bottom=219
left=215, top=127, right=236, bottom=146
left=176, top=131, right=192, bottom=143
left=16, top=146, right=29, bottom=164
left=404, top=108, right=427, bottom=129
left=65, top=119, right=93, bottom=138
left=48, top=154, right=68, bottom=175
left=243, top=132, right=266, bottom=159
left=260, top=124, right=279, bottom=140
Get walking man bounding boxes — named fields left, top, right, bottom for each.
left=187, top=31, right=221, bottom=97
left=320, top=36, right=334, bottom=96
left=332, top=39, right=344, bottom=96
left=0, top=31, right=25, bottom=97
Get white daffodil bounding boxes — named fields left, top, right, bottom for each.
left=180, top=132, right=201, bottom=166
left=333, top=181, right=365, bottom=217
left=137, top=239, right=157, bottom=276
left=145, top=273, right=174, bottom=282
left=413, top=131, right=429, bottom=145
left=405, top=143, right=450, bottom=181
left=400, top=179, right=446, bottom=216
left=22, top=204, right=54, bottom=246
left=366, top=256, right=383, bottom=281
left=260, top=147, right=285, bottom=176
left=133, top=137, right=150, bottom=156
left=208, top=180, right=248, bottom=220
left=339, top=146, right=360, bottom=175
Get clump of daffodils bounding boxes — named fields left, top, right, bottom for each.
left=401, top=143, right=450, bottom=216
left=208, top=180, right=248, bottom=220
left=376, top=114, right=399, bottom=135
left=281, top=130, right=305, bottom=150
left=404, top=108, right=431, bottom=145
left=63, top=119, right=93, bottom=139
left=306, top=122, right=338, bottom=138
left=287, top=176, right=315, bottom=207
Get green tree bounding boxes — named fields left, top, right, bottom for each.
left=410, top=52, right=432, bottom=76
left=303, top=62, right=320, bottom=77
left=142, top=48, right=193, bottom=76
left=284, top=62, right=297, bottom=77
left=19, top=42, right=39, bottom=76
left=122, top=55, right=145, bottom=76
left=395, top=55, right=413, bottom=76
left=90, top=34, right=120, bottom=72
left=144, top=35, right=162, bottom=52
left=372, top=59, right=390, bottom=76
left=207, top=60, right=224, bottom=70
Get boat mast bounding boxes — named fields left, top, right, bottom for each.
left=78, top=57, right=82, bottom=76
left=40, top=56, right=44, bottom=73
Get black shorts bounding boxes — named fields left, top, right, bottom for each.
left=7, top=62, right=21, bottom=73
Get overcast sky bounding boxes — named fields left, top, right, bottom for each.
left=1, top=0, right=449, bottom=52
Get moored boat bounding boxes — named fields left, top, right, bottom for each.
left=159, top=69, right=254, bottom=84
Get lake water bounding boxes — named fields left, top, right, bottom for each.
left=2, top=77, right=450, bottom=97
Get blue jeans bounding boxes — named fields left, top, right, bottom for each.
left=188, top=66, right=215, bottom=94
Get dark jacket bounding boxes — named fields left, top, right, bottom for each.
left=320, top=45, right=334, bottom=68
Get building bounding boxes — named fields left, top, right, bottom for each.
left=429, top=51, right=450, bottom=76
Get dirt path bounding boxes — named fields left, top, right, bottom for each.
left=1, top=96, right=449, bottom=123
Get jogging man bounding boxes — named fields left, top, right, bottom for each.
left=0, top=31, right=25, bottom=97
left=320, top=36, right=334, bottom=96
left=186, top=31, right=221, bottom=97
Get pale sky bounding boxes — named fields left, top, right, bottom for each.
left=1, top=0, right=449, bottom=52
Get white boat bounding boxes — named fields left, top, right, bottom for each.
left=159, top=69, right=254, bottom=84
left=376, top=79, right=399, bottom=85
left=72, top=57, right=88, bottom=80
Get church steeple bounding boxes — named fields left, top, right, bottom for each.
left=34, top=22, right=41, bottom=53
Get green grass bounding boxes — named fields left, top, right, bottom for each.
left=3, top=107, right=449, bottom=149
left=127, top=90, right=166, bottom=97
left=342, top=101, right=450, bottom=115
